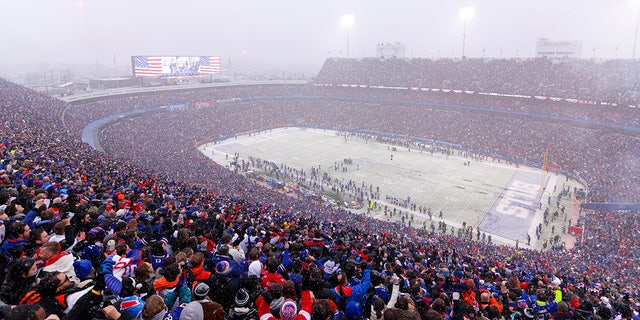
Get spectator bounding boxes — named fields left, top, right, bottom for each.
left=120, top=277, right=146, bottom=319
left=0, top=257, right=37, bottom=304
left=189, top=252, right=211, bottom=282
left=141, top=294, right=183, bottom=320
left=255, top=288, right=312, bottom=320
left=247, top=248, right=263, bottom=279
left=19, top=271, right=68, bottom=318
left=48, top=220, right=68, bottom=243
left=371, top=275, right=400, bottom=320
left=39, top=242, right=79, bottom=284
left=191, top=282, right=227, bottom=320
left=262, top=256, right=286, bottom=291
left=8, top=304, right=59, bottom=320
left=1, top=221, right=31, bottom=263
left=225, top=288, right=258, bottom=320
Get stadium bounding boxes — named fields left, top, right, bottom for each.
left=2, top=0, right=640, bottom=315
left=0, top=55, right=638, bottom=319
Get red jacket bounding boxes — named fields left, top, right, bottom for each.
left=256, top=290, right=312, bottom=320
left=261, top=272, right=286, bottom=290
left=191, top=265, right=211, bottom=281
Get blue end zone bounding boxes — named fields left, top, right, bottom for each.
left=479, top=170, right=548, bottom=240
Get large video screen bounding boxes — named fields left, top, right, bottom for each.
left=131, top=56, right=221, bottom=77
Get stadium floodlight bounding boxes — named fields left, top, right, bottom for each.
left=341, top=14, right=355, bottom=58
left=459, top=6, right=475, bottom=58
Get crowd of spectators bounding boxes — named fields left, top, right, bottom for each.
left=84, top=92, right=639, bottom=204
left=314, top=57, right=640, bottom=106
left=63, top=85, right=300, bottom=134
left=0, top=56, right=638, bottom=320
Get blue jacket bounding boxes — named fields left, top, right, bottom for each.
left=22, top=209, right=38, bottom=229
left=1, top=237, right=27, bottom=260
left=349, top=269, right=371, bottom=302
left=533, top=300, right=557, bottom=320
left=343, top=269, right=371, bottom=320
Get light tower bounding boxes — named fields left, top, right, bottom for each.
left=341, top=14, right=355, bottom=58
left=459, top=6, right=475, bottom=58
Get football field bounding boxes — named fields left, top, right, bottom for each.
left=198, top=127, right=579, bottom=248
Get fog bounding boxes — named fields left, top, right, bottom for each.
left=1, top=0, right=637, bottom=79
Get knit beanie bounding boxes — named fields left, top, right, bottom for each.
left=280, top=300, right=298, bottom=320
left=73, top=259, right=92, bottom=280
left=180, top=301, right=204, bottom=320
left=193, top=282, right=210, bottom=301
left=235, top=288, right=251, bottom=307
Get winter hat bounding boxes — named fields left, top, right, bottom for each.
left=192, top=282, right=210, bottom=300
left=102, top=217, right=113, bottom=230
left=235, top=288, right=250, bottom=307
left=105, top=239, right=116, bottom=252
left=73, top=259, right=92, bottom=280
left=116, top=209, right=127, bottom=218
left=197, top=240, right=208, bottom=252
left=248, top=261, right=262, bottom=278
left=215, top=261, right=231, bottom=275
left=280, top=300, right=298, bottom=320
left=121, top=277, right=138, bottom=297
left=13, top=258, right=35, bottom=277
left=270, top=297, right=285, bottom=314
left=142, top=295, right=166, bottom=319
left=323, top=260, right=340, bottom=275
left=299, top=250, right=310, bottom=261
left=523, top=308, right=535, bottom=319
left=180, top=301, right=204, bottom=320
left=88, top=227, right=104, bottom=235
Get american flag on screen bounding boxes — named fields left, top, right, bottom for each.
left=198, top=56, right=221, bottom=74
left=133, top=56, right=162, bottom=77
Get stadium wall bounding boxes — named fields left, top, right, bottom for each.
left=582, top=203, right=640, bottom=211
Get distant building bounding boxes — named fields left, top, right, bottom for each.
left=536, top=38, right=582, bottom=58
left=376, top=42, right=406, bottom=59
left=29, top=82, right=88, bottom=97
left=89, top=77, right=141, bottom=89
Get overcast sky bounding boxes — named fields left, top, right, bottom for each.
left=1, top=0, right=638, bottom=78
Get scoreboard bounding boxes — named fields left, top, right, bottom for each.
left=536, top=38, right=582, bottom=58
left=132, top=56, right=221, bottom=77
